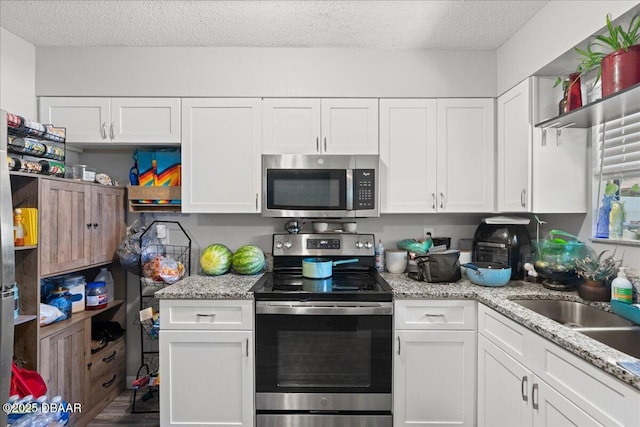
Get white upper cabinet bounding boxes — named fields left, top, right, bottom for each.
left=380, top=98, right=494, bottom=214
left=497, top=79, right=532, bottom=212
left=39, top=97, right=181, bottom=145
left=437, top=98, right=495, bottom=212
left=380, top=99, right=437, bottom=213
left=262, top=98, right=378, bottom=155
left=181, top=98, right=262, bottom=213
left=496, top=78, right=587, bottom=213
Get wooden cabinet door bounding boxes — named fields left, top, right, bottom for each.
left=39, top=97, right=110, bottom=144
left=321, top=98, right=379, bottom=154
left=110, top=97, right=181, bottom=144
left=497, top=79, right=532, bottom=212
left=394, top=330, right=476, bottom=427
left=379, top=99, right=437, bottom=213
left=39, top=321, right=86, bottom=425
left=181, top=98, right=262, bottom=213
left=91, top=186, right=125, bottom=264
left=160, top=330, right=254, bottom=426
left=40, top=179, right=92, bottom=275
left=262, top=98, right=321, bottom=154
left=436, top=98, right=495, bottom=212
left=477, top=335, right=533, bottom=427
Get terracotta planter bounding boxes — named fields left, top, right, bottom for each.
left=601, top=44, right=640, bottom=97
left=583, top=278, right=605, bottom=288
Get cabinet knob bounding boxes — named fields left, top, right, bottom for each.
left=93, top=223, right=99, bottom=229
left=86, top=223, right=92, bottom=229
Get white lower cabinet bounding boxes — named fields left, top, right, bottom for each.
left=160, top=300, right=254, bottom=427
left=394, top=300, right=476, bottom=427
left=478, top=304, right=640, bottom=427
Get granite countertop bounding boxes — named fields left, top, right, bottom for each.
left=155, top=272, right=640, bottom=390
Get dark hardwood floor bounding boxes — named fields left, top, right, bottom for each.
left=87, top=389, right=159, bottom=426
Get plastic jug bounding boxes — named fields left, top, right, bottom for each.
left=94, top=267, right=114, bottom=302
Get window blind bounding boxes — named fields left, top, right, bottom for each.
left=596, top=110, right=640, bottom=180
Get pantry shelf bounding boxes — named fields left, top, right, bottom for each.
left=127, top=186, right=181, bottom=213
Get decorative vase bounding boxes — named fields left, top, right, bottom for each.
left=609, top=200, right=626, bottom=239
left=558, top=96, right=568, bottom=115
left=566, top=73, right=582, bottom=111
left=595, top=195, right=612, bottom=238
left=601, top=45, right=640, bottom=97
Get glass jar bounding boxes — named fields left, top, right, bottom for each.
left=86, top=281, right=108, bottom=310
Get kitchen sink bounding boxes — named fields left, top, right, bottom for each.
left=512, top=299, right=636, bottom=328
left=580, top=329, right=640, bottom=359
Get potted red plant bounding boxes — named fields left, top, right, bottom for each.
left=591, top=12, right=640, bottom=97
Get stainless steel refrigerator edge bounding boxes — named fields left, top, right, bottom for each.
left=0, top=110, right=17, bottom=427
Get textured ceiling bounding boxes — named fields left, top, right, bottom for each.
left=0, top=0, right=548, bottom=49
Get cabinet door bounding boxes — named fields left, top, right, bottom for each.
left=321, top=99, right=379, bottom=154
left=182, top=98, right=262, bottom=213
left=380, top=99, right=437, bottom=213
left=40, top=179, right=92, bottom=275
left=160, top=330, right=254, bottom=426
left=497, top=79, right=532, bottom=212
left=394, top=330, right=476, bottom=427
left=39, top=97, right=110, bottom=144
left=436, top=99, right=495, bottom=212
left=110, top=98, right=181, bottom=144
left=262, top=98, right=321, bottom=154
left=533, top=379, right=603, bottom=427
left=91, top=186, right=125, bottom=264
left=477, top=335, right=532, bottom=427
left=39, top=321, right=86, bottom=425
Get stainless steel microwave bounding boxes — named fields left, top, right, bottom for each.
left=262, top=154, right=380, bottom=218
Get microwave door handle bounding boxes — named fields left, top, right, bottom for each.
left=346, top=170, right=354, bottom=211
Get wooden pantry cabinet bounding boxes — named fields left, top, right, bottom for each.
left=10, top=173, right=127, bottom=426
left=39, top=97, right=181, bottom=145
left=40, top=179, right=125, bottom=276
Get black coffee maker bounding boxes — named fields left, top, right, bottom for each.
left=472, top=221, right=533, bottom=279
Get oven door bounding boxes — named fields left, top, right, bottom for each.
left=255, top=301, right=392, bottom=411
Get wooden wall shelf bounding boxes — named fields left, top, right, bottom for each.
left=127, top=185, right=181, bottom=213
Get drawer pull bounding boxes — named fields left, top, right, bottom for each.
left=424, top=313, right=445, bottom=318
left=102, top=374, right=117, bottom=388
left=196, top=313, right=216, bottom=318
left=102, top=351, right=116, bottom=363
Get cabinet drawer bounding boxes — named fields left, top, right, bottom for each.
left=160, top=299, right=253, bottom=330
left=88, top=362, right=125, bottom=409
left=395, top=300, right=476, bottom=330
left=477, top=304, right=528, bottom=362
left=88, top=337, right=125, bottom=381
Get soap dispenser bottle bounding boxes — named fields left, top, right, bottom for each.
left=611, top=267, right=633, bottom=304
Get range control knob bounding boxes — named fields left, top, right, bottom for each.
left=283, top=241, right=293, bottom=249
left=275, top=241, right=283, bottom=249
left=355, top=241, right=364, bottom=248
left=364, top=241, right=373, bottom=249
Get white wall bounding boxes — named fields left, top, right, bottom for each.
left=35, top=47, right=496, bottom=98
left=0, top=28, right=36, bottom=118
left=496, top=1, right=638, bottom=95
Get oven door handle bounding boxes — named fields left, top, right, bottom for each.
left=256, top=301, right=393, bottom=315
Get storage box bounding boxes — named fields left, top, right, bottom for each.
left=21, top=208, right=38, bottom=246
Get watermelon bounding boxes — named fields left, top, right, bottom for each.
left=232, top=245, right=265, bottom=275
left=200, top=244, right=233, bottom=276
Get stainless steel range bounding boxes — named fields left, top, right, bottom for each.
left=250, top=233, right=393, bottom=427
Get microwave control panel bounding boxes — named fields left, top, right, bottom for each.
left=353, top=169, right=375, bottom=210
